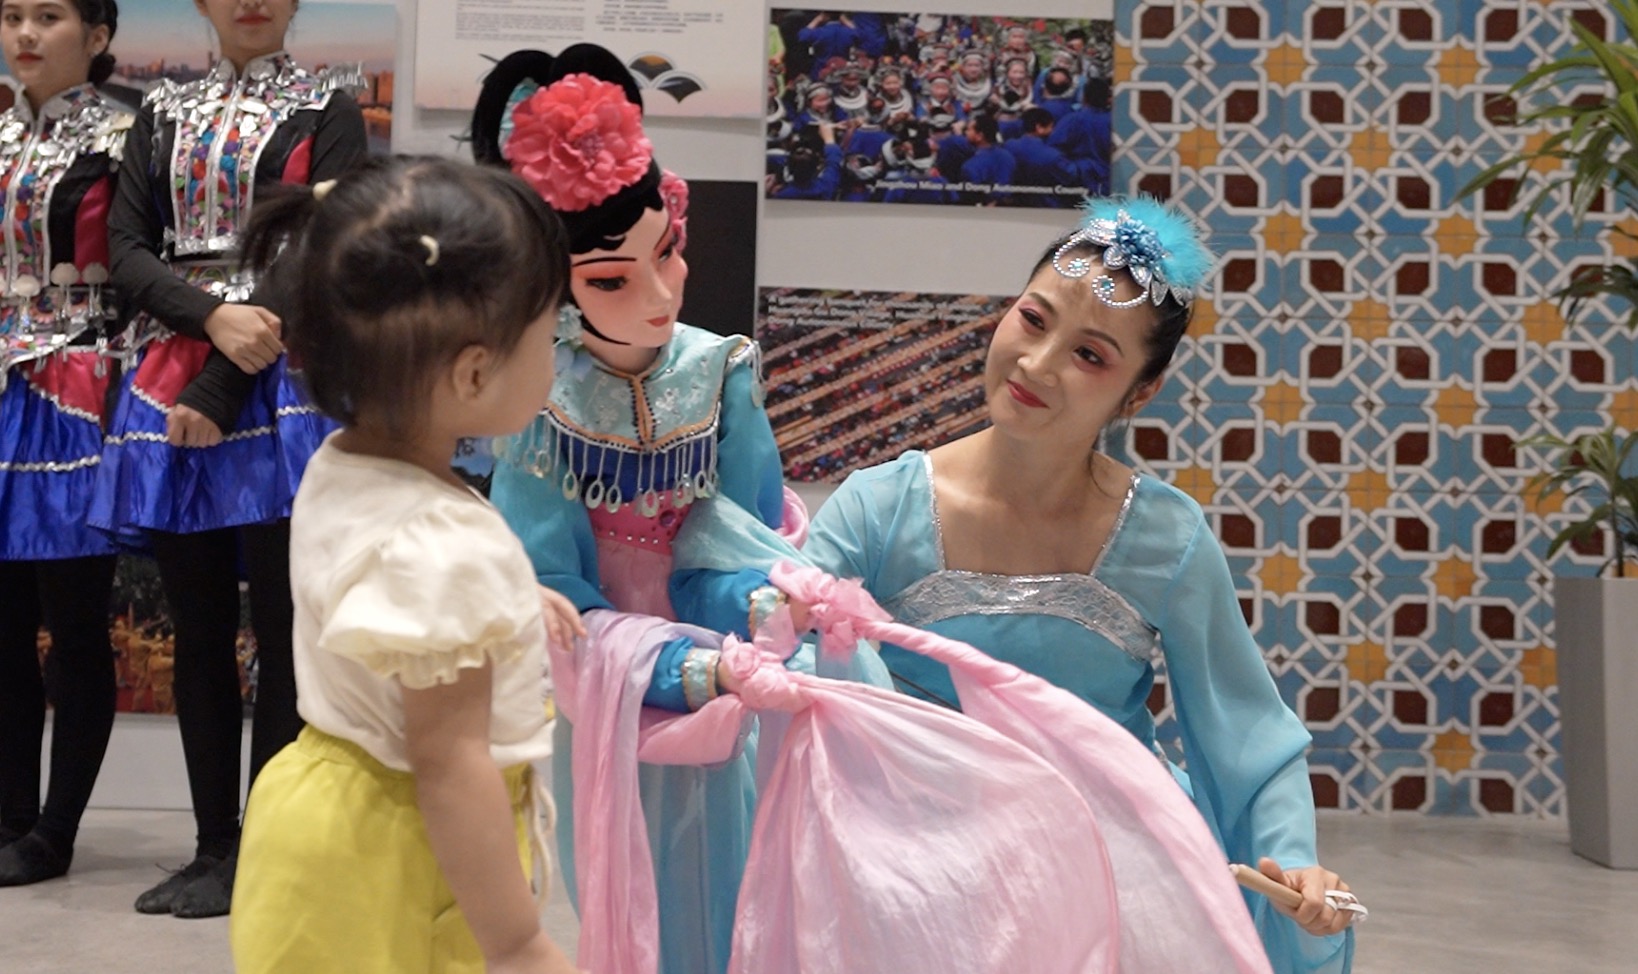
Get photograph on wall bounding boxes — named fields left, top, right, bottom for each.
left=765, top=9, right=1112, bottom=207
left=413, top=0, right=763, bottom=118
left=0, top=0, right=396, bottom=153
left=758, top=286, right=1005, bottom=482
left=4, top=2, right=397, bottom=715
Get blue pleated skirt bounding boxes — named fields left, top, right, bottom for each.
left=0, top=352, right=118, bottom=560
left=89, top=334, right=334, bottom=536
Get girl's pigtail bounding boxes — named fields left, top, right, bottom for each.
left=239, top=181, right=326, bottom=276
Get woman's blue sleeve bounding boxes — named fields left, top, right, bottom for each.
left=1158, top=521, right=1353, bottom=973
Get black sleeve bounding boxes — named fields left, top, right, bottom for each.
left=310, top=93, right=368, bottom=180
left=108, top=105, right=223, bottom=341
left=173, top=266, right=291, bottom=433
left=173, top=350, right=256, bottom=432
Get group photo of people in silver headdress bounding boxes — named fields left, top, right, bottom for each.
left=766, top=11, right=1112, bottom=207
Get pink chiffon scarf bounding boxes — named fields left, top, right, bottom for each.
left=548, top=557, right=1272, bottom=974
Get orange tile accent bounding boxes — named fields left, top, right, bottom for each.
left=1350, top=299, right=1392, bottom=342
left=1520, top=301, right=1566, bottom=347
left=1174, top=465, right=1218, bottom=507
left=1261, top=381, right=1306, bottom=426
left=1435, top=382, right=1479, bottom=430
left=1433, top=729, right=1477, bottom=773
left=1527, top=485, right=1565, bottom=517
left=1348, top=468, right=1393, bottom=511
left=1436, top=42, right=1482, bottom=90
left=1114, top=48, right=1133, bottom=86
left=1611, top=219, right=1638, bottom=259
left=1263, top=208, right=1308, bottom=251
left=1519, top=130, right=1562, bottom=175
left=1190, top=297, right=1220, bottom=335
left=1435, top=214, right=1479, bottom=255
left=1608, top=386, right=1638, bottom=428
left=1436, top=553, right=1477, bottom=602
left=1349, top=128, right=1393, bottom=170
left=1264, top=42, right=1309, bottom=88
left=1261, top=548, right=1306, bottom=594
left=1178, top=126, right=1223, bottom=170
left=1520, top=646, right=1557, bottom=688
left=1347, top=640, right=1392, bottom=685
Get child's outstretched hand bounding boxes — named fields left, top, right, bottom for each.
left=487, top=930, right=583, bottom=974
left=538, top=586, right=586, bottom=651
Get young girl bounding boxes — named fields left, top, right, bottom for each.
left=0, top=0, right=128, bottom=887
left=227, top=156, right=580, bottom=974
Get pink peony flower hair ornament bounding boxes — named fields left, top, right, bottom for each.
left=472, top=45, right=671, bottom=256
left=505, top=74, right=654, bottom=213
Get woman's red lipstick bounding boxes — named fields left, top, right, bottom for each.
left=1007, top=381, right=1046, bottom=408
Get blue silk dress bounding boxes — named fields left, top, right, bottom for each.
left=802, top=451, right=1354, bottom=974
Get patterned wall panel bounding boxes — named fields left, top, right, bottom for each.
left=1117, top=0, right=1634, bottom=816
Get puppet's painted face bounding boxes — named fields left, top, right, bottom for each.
left=570, top=205, right=686, bottom=360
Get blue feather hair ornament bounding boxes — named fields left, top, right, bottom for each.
left=1053, top=195, right=1215, bottom=309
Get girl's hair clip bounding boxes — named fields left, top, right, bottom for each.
left=419, top=235, right=440, bottom=267
left=312, top=179, right=337, bottom=202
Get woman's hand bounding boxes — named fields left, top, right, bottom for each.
left=203, top=304, right=283, bottom=373
left=538, top=586, right=586, bottom=651
left=166, top=404, right=224, bottom=447
left=1257, top=857, right=1356, bottom=937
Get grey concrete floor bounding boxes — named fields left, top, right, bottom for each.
left=1, top=811, right=1633, bottom=972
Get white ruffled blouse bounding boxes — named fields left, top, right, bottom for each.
left=290, top=436, right=552, bottom=772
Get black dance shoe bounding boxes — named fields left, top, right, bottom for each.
left=134, top=854, right=223, bottom=914
left=0, top=833, right=72, bottom=886
left=171, top=854, right=236, bottom=919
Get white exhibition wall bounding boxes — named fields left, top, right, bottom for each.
left=343, top=0, right=1099, bottom=295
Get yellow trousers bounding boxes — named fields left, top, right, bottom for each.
left=230, top=727, right=534, bottom=974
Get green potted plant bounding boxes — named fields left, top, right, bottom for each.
left=1521, top=429, right=1638, bottom=578
left=1462, top=0, right=1638, bottom=867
